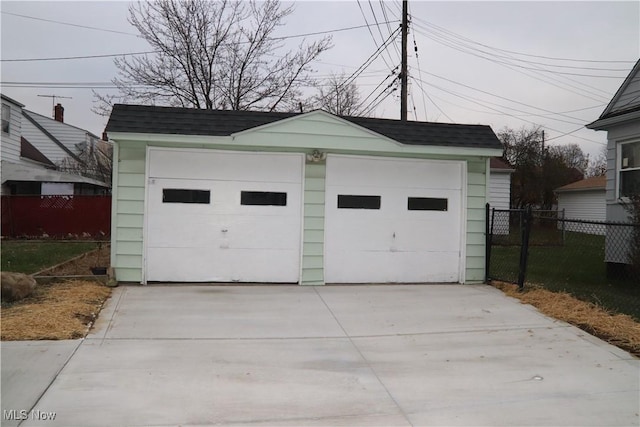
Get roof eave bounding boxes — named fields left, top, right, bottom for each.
left=107, top=131, right=503, bottom=157
left=555, top=186, right=605, bottom=193
left=587, top=109, right=640, bottom=130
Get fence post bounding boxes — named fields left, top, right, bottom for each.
left=517, top=206, right=533, bottom=290
left=561, top=208, right=566, bottom=245
left=485, top=203, right=491, bottom=283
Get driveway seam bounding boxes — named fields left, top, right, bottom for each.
left=99, top=286, right=127, bottom=344
left=312, top=286, right=414, bottom=427
left=81, top=324, right=570, bottom=342
left=16, top=340, right=83, bottom=427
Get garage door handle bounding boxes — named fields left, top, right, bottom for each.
left=221, top=229, right=228, bottom=233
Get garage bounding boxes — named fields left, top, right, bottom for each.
left=106, top=106, right=503, bottom=284
left=324, top=155, right=465, bottom=283
left=145, top=148, right=303, bottom=282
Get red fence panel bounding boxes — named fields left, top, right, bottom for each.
left=1, top=195, right=111, bottom=238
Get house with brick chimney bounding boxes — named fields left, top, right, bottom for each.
left=1, top=94, right=111, bottom=195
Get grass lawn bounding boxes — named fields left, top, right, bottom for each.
left=490, top=228, right=640, bottom=321
left=1, top=241, right=98, bottom=274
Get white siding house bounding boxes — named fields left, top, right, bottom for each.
left=1, top=94, right=24, bottom=165
left=0, top=94, right=110, bottom=195
left=489, top=157, right=513, bottom=235
left=555, top=176, right=606, bottom=235
left=587, top=58, right=640, bottom=271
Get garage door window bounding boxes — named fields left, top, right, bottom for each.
left=337, top=195, right=381, bottom=209
left=163, top=189, right=210, bottom=204
left=241, top=191, right=287, bottom=206
left=407, top=197, right=448, bottom=211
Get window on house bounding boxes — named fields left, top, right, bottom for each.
left=240, top=191, right=287, bottom=206
left=407, top=197, right=448, bottom=211
left=2, top=104, right=10, bottom=134
left=337, top=195, right=381, bottom=209
left=163, top=189, right=210, bottom=204
left=620, top=141, right=640, bottom=197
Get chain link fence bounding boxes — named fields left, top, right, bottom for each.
left=487, top=206, right=640, bottom=320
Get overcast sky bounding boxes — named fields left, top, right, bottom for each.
left=1, top=1, right=638, bottom=160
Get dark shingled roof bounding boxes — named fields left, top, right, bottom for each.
left=106, top=104, right=502, bottom=149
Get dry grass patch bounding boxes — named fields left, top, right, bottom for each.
left=1, top=280, right=112, bottom=340
left=493, top=281, right=640, bottom=357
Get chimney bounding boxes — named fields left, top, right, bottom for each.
left=54, top=103, right=64, bottom=122
left=102, top=131, right=108, bottom=141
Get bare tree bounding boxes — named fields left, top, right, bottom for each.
left=94, top=0, right=331, bottom=114
left=59, top=140, right=113, bottom=186
left=314, top=73, right=362, bottom=116
left=586, top=145, right=607, bottom=177
left=498, top=126, right=586, bottom=209
left=547, top=143, right=589, bottom=175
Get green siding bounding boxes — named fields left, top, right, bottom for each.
left=111, top=142, right=146, bottom=283
left=465, top=158, right=489, bottom=283
left=110, top=111, right=497, bottom=284
left=116, top=241, right=143, bottom=255
left=116, top=268, right=142, bottom=283
left=117, top=200, right=144, bottom=214
left=301, top=163, right=325, bottom=285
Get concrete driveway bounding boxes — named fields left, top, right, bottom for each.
left=2, top=284, right=638, bottom=426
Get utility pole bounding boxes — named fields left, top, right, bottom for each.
left=37, top=94, right=72, bottom=118
left=400, top=0, right=408, bottom=121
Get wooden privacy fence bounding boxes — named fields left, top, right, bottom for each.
left=1, top=195, right=111, bottom=238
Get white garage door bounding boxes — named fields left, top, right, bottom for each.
left=145, top=149, right=303, bottom=283
left=324, top=155, right=465, bottom=283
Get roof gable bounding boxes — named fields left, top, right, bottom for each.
left=231, top=110, right=403, bottom=147
left=594, top=59, right=640, bottom=122
left=106, top=104, right=503, bottom=150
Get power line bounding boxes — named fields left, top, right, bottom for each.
left=1, top=22, right=400, bottom=63
left=358, top=69, right=398, bottom=109
left=414, top=26, right=612, bottom=102
left=410, top=19, right=623, bottom=102
left=379, top=0, right=402, bottom=58
left=414, top=77, right=583, bottom=126
left=339, top=27, right=401, bottom=91
left=368, top=0, right=398, bottom=66
left=1, top=11, right=141, bottom=37
left=3, top=10, right=400, bottom=43
left=411, top=15, right=635, bottom=65
left=356, top=0, right=395, bottom=70
left=2, top=51, right=157, bottom=63
left=413, top=24, right=627, bottom=79
left=409, top=7, right=432, bottom=121
left=1, top=77, right=392, bottom=90
left=417, top=71, right=591, bottom=123
left=416, top=77, right=605, bottom=146
left=361, top=85, right=398, bottom=116
left=410, top=77, right=453, bottom=122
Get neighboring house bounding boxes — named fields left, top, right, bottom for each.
left=555, top=175, right=606, bottom=235
left=1, top=94, right=110, bottom=195
left=586, top=58, right=640, bottom=270
left=488, top=157, right=513, bottom=234
left=106, top=105, right=503, bottom=285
